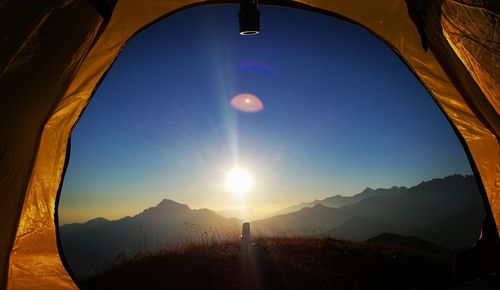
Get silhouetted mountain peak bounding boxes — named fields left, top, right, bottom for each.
left=355, top=186, right=407, bottom=200
left=294, top=203, right=334, bottom=216
left=312, top=203, right=329, bottom=209
left=159, top=198, right=188, bottom=207
left=142, top=199, right=190, bottom=215
left=298, top=199, right=319, bottom=206
left=408, top=174, right=474, bottom=196
left=60, top=198, right=240, bottom=275
left=84, top=217, right=109, bottom=226
left=425, top=174, right=467, bottom=184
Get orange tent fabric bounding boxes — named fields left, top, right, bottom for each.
left=1, top=0, right=498, bottom=289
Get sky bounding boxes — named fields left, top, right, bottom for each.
left=58, top=5, right=474, bottom=225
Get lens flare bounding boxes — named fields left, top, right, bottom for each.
left=230, top=93, right=264, bottom=113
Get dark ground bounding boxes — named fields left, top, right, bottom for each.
left=79, top=237, right=454, bottom=290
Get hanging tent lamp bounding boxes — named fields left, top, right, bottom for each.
left=239, top=0, right=260, bottom=35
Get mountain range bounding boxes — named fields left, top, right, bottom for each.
left=60, top=174, right=485, bottom=277
left=274, top=185, right=407, bottom=215
left=60, top=199, right=241, bottom=275
left=252, top=174, right=484, bottom=249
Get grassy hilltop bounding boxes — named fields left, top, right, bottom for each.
left=79, top=236, right=453, bottom=290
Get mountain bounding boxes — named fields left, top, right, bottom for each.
left=322, top=215, right=406, bottom=241
left=60, top=217, right=110, bottom=235
left=334, top=175, right=483, bottom=229
left=406, top=207, right=484, bottom=250
left=366, top=233, right=450, bottom=254
left=60, top=175, right=484, bottom=277
left=60, top=199, right=240, bottom=276
left=275, top=186, right=407, bottom=215
left=253, top=175, right=484, bottom=251
left=252, top=204, right=353, bottom=236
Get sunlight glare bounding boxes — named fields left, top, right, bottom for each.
left=225, top=167, right=253, bottom=197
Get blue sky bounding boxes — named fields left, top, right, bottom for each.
left=58, top=5, right=473, bottom=224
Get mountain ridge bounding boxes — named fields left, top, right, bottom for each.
left=60, top=174, right=483, bottom=277
left=60, top=198, right=241, bottom=275
left=252, top=174, right=483, bottom=250
left=273, top=184, right=408, bottom=215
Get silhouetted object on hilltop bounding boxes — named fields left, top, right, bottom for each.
left=241, top=222, right=251, bottom=256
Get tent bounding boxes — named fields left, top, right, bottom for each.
left=1, top=0, right=498, bottom=289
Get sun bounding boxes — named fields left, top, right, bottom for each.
left=225, top=167, right=253, bottom=197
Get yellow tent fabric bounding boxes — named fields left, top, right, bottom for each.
left=1, top=0, right=498, bottom=289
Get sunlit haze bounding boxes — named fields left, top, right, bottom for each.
left=58, top=5, right=473, bottom=225
left=225, top=167, right=254, bottom=198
